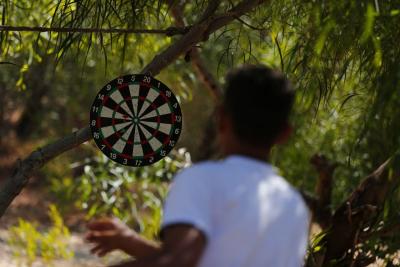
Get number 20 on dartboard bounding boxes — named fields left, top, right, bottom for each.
left=89, top=74, right=183, bottom=167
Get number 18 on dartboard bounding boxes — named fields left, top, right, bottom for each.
left=89, top=74, right=183, bottom=167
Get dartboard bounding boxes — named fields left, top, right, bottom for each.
left=90, top=74, right=182, bottom=167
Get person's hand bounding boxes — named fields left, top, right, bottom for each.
left=85, top=217, right=139, bottom=257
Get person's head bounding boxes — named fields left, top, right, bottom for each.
left=217, top=64, right=295, bottom=156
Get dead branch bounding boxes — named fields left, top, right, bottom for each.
left=320, top=155, right=400, bottom=265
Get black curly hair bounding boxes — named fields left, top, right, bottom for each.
left=222, top=64, right=295, bottom=147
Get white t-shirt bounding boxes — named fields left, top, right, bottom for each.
left=162, top=155, right=310, bottom=267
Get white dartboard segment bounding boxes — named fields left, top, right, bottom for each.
left=110, top=90, right=134, bottom=118
left=138, top=88, right=160, bottom=117
left=100, top=106, right=125, bottom=119
left=129, top=84, right=140, bottom=116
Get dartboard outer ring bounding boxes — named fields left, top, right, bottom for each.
left=90, top=74, right=183, bottom=167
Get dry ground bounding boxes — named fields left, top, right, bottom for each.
left=0, top=183, right=128, bottom=267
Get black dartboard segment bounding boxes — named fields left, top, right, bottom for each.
left=90, top=74, right=182, bottom=167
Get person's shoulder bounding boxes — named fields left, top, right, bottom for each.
left=173, top=160, right=221, bottom=184
left=270, top=173, right=309, bottom=215
left=177, top=160, right=222, bottom=177
left=279, top=176, right=309, bottom=220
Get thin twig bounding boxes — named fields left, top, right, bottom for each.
left=274, top=36, right=284, bottom=72
left=235, top=16, right=265, bottom=31
left=0, top=25, right=190, bottom=36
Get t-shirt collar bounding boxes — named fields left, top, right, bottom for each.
left=225, top=154, right=275, bottom=172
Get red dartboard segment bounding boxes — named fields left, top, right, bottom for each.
left=89, top=74, right=183, bottom=167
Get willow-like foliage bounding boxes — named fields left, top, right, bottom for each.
left=1, top=0, right=400, bottom=264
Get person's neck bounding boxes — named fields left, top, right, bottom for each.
left=222, top=144, right=271, bottom=162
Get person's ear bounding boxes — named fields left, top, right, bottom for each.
left=275, top=123, right=293, bottom=144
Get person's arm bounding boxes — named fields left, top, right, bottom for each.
left=86, top=217, right=160, bottom=258
left=109, top=224, right=206, bottom=267
left=86, top=218, right=206, bottom=267
left=86, top=166, right=210, bottom=266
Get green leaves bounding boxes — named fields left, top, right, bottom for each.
left=7, top=204, right=73, bottom=266
left=360, top=3, right=377, bottom=43
left=68, top=148, right=191, bottom=239
left=314, top=19, right=335, bottom=56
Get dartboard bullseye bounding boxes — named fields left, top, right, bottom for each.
left=90, top=74, right=182, bottom=167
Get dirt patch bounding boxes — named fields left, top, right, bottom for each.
left=0, top=176, right=129, bottom=267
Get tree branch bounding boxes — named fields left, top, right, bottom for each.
left=0, top=25, right=190, bottom=36
left=0, top=127, right=91, bottom=217
left=170, top=3, right=222, bottom=100
left=190, top=49, right=222, bottom=101
left=319, top=155, right=400, bottom=265
left=142, top=0, right=268, bottom=75
left=299, top=190, right=319, bottom=215
left=0, top=0, right=268, bottom=218
left=310, top=154, right=337, bottom=229
left=199, top=0, right=221, bottom=22
left=169, top=1, right=222, bottom=161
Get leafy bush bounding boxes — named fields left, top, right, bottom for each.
left=69, top=148, right=191, bottom=239
left=7, top=204, right=73, bottom=266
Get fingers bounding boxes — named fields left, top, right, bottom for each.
left=87, top=217, right=116, bottom=231
left=86, top=231, right=115, bottom=257
left=90, top=244, right=103, bottom=254
left=85, top=230, right=117, bottom=243
left=90, top=244, right=113, bottom=257
left=85, top=217, right=126, bottom=258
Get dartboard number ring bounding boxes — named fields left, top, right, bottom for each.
left=90, top=74, right=183, bottom=167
